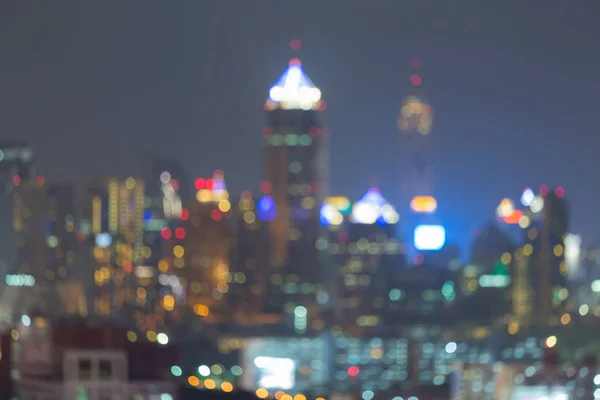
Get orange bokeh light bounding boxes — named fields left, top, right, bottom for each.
left=410, top=196, right=437, bottom=213
left=503, top=209, right=523, bottom=224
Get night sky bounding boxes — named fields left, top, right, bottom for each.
left=2, top=1, right=600, bottom=257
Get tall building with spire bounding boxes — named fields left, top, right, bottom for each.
left=397, top=58, right=440, bottom=262
left=261, top=58, right=329, bottom=328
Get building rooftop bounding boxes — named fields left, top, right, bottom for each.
left=267, top=59, right=322, bottom=110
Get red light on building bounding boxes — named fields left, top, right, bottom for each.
left=260, top=180, right=272, bottom=194
left=171, top=179, right=179, bottom=191
left=12, top=175, right=21, bottom=186
left=308, top=126, right=320, bottom=137
left=261, top=127, right=273, bottom=137
left=539, top=184, right=549, bottom=196
left=410, top=74, right=422, bottom=86
left=123, top=261, right=133, bottom=274
left=555, top=186, right=565, bottom=198
left=318, top=100, right=327, bottom=112
left=289, top=39, right=302, bottom=50
left=180, top=208, right=190, bottom=221
left=348, top=366, right=360, bottom=377
left=194, top=178, right=205, bottom=190
left=413, top=253, right=424, bottom=266
left=409, top=57, right=421, bottom=68
left=206, top=179, right=215, bottom=191
left=503, top=209, right=523, bottom=224
left=175, top=227, right=186, bottom=240
left=36, top=175, right=45, bottom=186
left=338, top=231, right=349, bottom=244
left=211, top=209, right=222, bottom=221
left=289, top=58, right=301, bottom=66
left=161, top=228, right=172, bottom=240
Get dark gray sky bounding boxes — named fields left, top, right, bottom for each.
left=2, top=1, right=600, bottom=255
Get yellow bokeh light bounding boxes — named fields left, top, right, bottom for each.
left=243, top=212, right=256, bottom=224
left=146, top=331, right=157, bottom=342
left=173, top=245, right=184, bottom=258
left=508, top=322, right=519, bottom=335
left=281, top=395, right=293, bottom=400
left=188, top=376, right=200, bottom=386
left=523, top=244, right=533, bottom=256
left=518, top=215, right=530, bottom=228
left=125, top=177, right=136, bottom=189
left=560, top=313, right=571, bottom=325
left=158, top=259, right=169, bottom=273
left=136, top=287, right=147, bottom=299
left=221, top=382, right=233, bottom=392
left=294, top=394, right=307, bottom=400
left=197, top=189, right=213, bottom=202
left=256, top=388, right=269, bottom=399
left=218, top=199, right=231, bottom=212
left=500, top=252, right=512, bottom=265
left=127, top=331, right=137, bottom=342
left=545, top=335, right=557, bottom=348
left=553, top=244, right=564, bottom=257
left=163, top=295, right=175, bottom=311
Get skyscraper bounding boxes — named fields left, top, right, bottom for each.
left=83, top=178, right=146, bottom=321
left=165, top=170, right=234, bottom=325
left=322, top=188, right=403, bottom=336
left=262, top=58, right=329, bottom=327
left=397, top=58, right=438, bottom=260
left=511, top=185, right=569, bottom=326
left=0, top=142, right=35, bottom=279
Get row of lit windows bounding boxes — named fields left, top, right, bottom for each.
left=267, top=134, right=313, bottom=147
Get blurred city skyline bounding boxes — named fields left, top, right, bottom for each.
left=2, top=0, right=600, bottom=256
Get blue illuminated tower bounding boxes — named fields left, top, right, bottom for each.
left=261, top=58, right=329, bottom=320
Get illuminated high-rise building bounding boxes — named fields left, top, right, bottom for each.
left=14, top=177, right=47, bottom=281
left=230, top=190, right=278, bottom=323
left=262, top=58, right=329, bottom=325
left=397, top=58, right=439, bottom=260
left=140, top=154, right=190, bottom=267
left=82, top=178, right=147, bottom=322
left=510, top=185, right=569, bottom=326
left=321, top=188, right=403, bottom=335
left=163, top=170, right=234, bottom=327
left=0, top=142, right=35, bottom=279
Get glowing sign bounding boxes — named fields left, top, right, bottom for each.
left=95, top=233, right=112, bottom=248
left=502, top=209, right=523, bottom=224
left=324, top=196, right=352, bottom=215
left=496, top=198, right=514, bottom=218
left=257, top=196, right=276, bottom=222
left=410, top=196, right=437, bottom=213
left=564, top=233, right=581, bottom=275
left=414, top=225, right=445, bottom=251
left=479, top=275, right=511, bottom=288
left=254, top=357, right=295, bottom=390
left=6, top=274, right=35, bottom=287
left=351, top=188, right=399, bottom=225
left=162, top=183, right=182, bottom=219
left=268, top=59, right=322, bottom=110
left=398, top=96, right=433, bottom=135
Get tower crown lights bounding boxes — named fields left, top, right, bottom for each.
left=267, top=59, right=322, bottom=110
left=351, top=188, right=399, bottom=225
